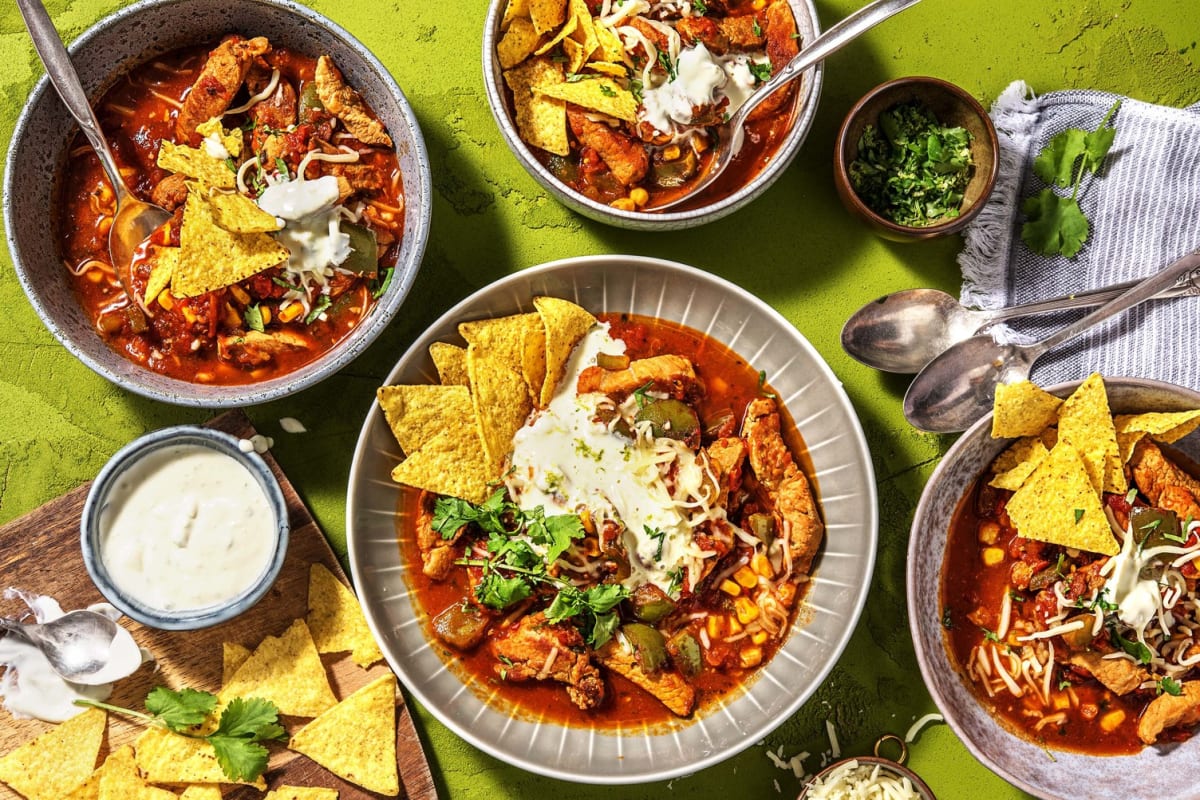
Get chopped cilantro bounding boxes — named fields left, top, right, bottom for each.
left=224, top=156, right=237, bottom=174
left=632, top=381, right=655, bottom=408
left=980, top=626, right=1000, bottom=643
left=243, top=304, right=265, bottom=333
left=630, top=78, right=644, bottom=104
left=275, top=156, right=290, bottom=179
left=752, top=16, right=762, bottom=37
left=1108, top=622, right=1152, bottom=665
left=304, top=294, right=331, bottom=324
left=599, top=84, right=616, bottom=97
left=757, top=370, right=776, bottom=399
left=691, top=0, right=706, bottom=13
left=646, top=525, right=667, bottom=562
left=941, top=608, right=954, bottom=629
left=657, top=50, right=677, bottom=81
left=748, top=61, right=772, bottom=84
left=1074, top=508, right=1085, bottom=524
left=565, top=72, right=589, bottom=83
left=1158, top=676, right=1183, bottom=696
left=370, top=266, right=395, bottom=299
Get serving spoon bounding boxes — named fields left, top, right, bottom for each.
left=651, top=0, right=923, bottom=211
left=17, top=0, right=170, bottom=299
left=902, top=250, right=1200, bottom=433
left=0, top=610, right=123, bottom=685
left=842, top=267, right=1200, bottom=374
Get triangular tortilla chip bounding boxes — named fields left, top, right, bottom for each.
left=534, top=296, right=596, bottom=407
left=1117, top=429, right=1148, bottom=464
left=593, top=24, right=629, bottom=64
left=264, top=788, right=338, bottom=800
left=206, top=189, right=281, bottom=233
left=377, top=384, right=474, bottom=456
left=535, top=76, right=636, bottom=122
left=179, top=785, right=224, bottom=800
left=222, top=642, right=252, bottom=688
left=219, top=618, right=337, bottom=717
left=145, top=246, right=178, bottom=306
left=522, top=318, right=548, bottom=406
left=991, top=380, right=1063, bottom=438
left=534, top=14, right=578, bottom=55
left=529, top=0, right=567, bottom=34
left=98, top=746, right=179, bottom=800
left=1006, top=442, right=1117, bottom=555
left=501, top=0, right=531, bottom=30
left=157, top=141, right=237, bottom=189
left=562, top=36, right=587, bottom=74
left=1058, top=373, right=1125, bottom=494
left=988, top=436, right=1050, bottom=491
left=0, top=707, right=105, bottom=800
left=467, top=346, right=532, bottom=470
left=568, top=0, right=599, bottom=60
left=497, top=17, right=542, bottom=69
left=134, top=728, right=265, bottom=789
left=288, top=674, right=399, bottom=796
left=459, top=312, right=539, bottom=372
left=1115, top=409, right=1200, bottom=444
left=390, top=428, right=492, bottom=504
left=504, top=57, right=568, bottom=157
left=429, top=342, right=469, bottom=386
left=307, top=562, right=383, bottom=668
left=195, top=117, right=243, bottom=159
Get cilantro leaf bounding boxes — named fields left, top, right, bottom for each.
left=432, top=496, right=480, bottom=537
left=657, top=50, right=677, bottom=81
left=583, top=584, right=627, bottom=614
left=528, top=513, right=585, bottom=563
left=752, top=16, right=763, bottom=37
left=209, top=737, right=270, bottom=784
left=1032, top=128, right=1087, bottom=188
left=145, top=687, right=217, bottom=731
left=1158, top=676, right=1183, bottom=696
left=213, top=696, right=285, bottom=740
left=244, top=304, right=265, bottom=333
left=275, top=156, right=290, bottom=179
left=1082, top=100, right=1121, bottom=174
left=371, top=266, right=394, bottom=299
left=587, top=609, right=621, bottom=648
left=1108, top=623, right=1152, bottom=665
left=304, top=294, right=332, bottom=324
left=476, top=572, right=532, bottom=610
left=748, top=61, right=772, bottom=84
left=691, top=0, right=706, bottom=13
left=546, top=584, right=585, bottom=623
left=1021, top=189, right=1089, bottom=258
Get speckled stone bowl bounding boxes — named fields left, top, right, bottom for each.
left=908, top=377, right=1200, bottom=800
left=5, top=0, right=431, bottom=407
left=481, top=0, right=823, bottom=231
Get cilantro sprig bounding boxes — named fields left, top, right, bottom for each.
left=77, top=688, right=286, bottom=782
left=1021, top=100, right=1120, bottom=258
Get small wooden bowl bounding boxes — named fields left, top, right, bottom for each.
left=834, top=76, right=998, bottom=242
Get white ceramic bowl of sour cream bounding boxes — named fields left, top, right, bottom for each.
left=81, top=426, right=289, bottom=630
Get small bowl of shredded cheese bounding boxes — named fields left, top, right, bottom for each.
left=799, top=754, right=935, bottom=800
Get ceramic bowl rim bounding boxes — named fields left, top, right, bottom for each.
left=81, top=425, right=290, bottom=630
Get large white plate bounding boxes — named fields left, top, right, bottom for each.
left=346, top=255, right=877, bottom=783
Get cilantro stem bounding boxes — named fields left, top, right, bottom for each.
left=74, top=698, right=164, bottom=728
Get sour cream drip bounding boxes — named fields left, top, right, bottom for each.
left=639, top=43, right=767, bottom=135
left=505, top=326, right=694, bottom=594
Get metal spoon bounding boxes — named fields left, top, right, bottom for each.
left=17, top=0, right=170, bottom=299
left=651, top=0, right=922, bottom=211
left=842, top=267, right=1200, bottom=374
left=902, top=250, right=1200, bottom=434
left=0, top=610, right=121, bottom=684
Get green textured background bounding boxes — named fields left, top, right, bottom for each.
left=1, top=0, right=1197, bottom=797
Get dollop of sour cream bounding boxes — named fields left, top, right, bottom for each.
left=639, top=43, right=768, bottom=134
left=257, top=175, right=352, bottom=277
left=98, top=444, right=277, bottom=612
left=0, top=589, right=146, bottom=722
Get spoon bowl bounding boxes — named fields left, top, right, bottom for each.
left=0, top=610, right=122, bottom=684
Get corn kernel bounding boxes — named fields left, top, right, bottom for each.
left=751, top=552, right=773, bottom=578
left=662, top=144, right=681, bottom=161
left=1053, top=693, right=1071, bottom=711
left=982, top=547, right=1005, bottom=567
left=735, top=596, right=760, bottom=624
left=752, top=0, right=766, bottom=9
left=277, top=302, right=303, bottom=323
left=610, top=198, right=636, bottom=211
left=692, top=137, right=708, bottom=154
left=734, top=566, right=758, bottom=589
left=181, top=306, right=197, bottom=324
left=86, top=268, right=104, bottom=283
left=751, top=630, right=768, bottom=645
left=727, top=615, right=743, bottom=635
left=977, top=520, right=1001, bottom=545
left=260, top=305, right=272, bottom=325
left=629, top=188, right=649, bottom=207
left=719, top=579, right=741, bottom=597
left=739, top=646, right=763, bottom=668
left=707, top=615, right=725, bottom=640
left=1099, top=709, right=1126, bottom=733
left=229, top=285, right=251, bottom=305
left=157, top=291, right=175, bottom=311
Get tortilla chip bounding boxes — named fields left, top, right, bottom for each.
left=134, top=728, right=265, bottom=790
left=1117, top=429, right=1148, bottom=464
left=1058, top=374, right=1124, bottom=494
left=172, top=185, right=289, bottom=298
left=288, top=674, right=399, bottom=797
left=460, top=312, right=538, bottom=369
left=497, top=17, right=542, bottom=69
left=535, top=76, right=637, bottom=122
left=534, top=14, right=578, bottom=55
left=593, top=24, right=628, bottom=64
left=195, top=117, right=244, bottom=159
left=991, top=380, right=1064, bottom=438
left=988, top=436, right=1051, bottom=491
left=468, top=347, right=533, bottom=470
left=264, top=788, right=338, bottom=800
left=145, top=247, right=178, bottom=306
left=205, top=189, right=281, bottom=233
left=0, top=707, right=105, bottom=800
left=98, top=746, right=178, bottom=800
left=1114, top=409, right=1200, bottom=444
left=568, top=0, right=599, bottom=61
left=429, top=342, right=469, bottom=386
left=529, top=0, right=567, bottom=34
left=377, top=384, right=474, bottom=456
left=1006, top=442, right=1117, bottom=555
left=222, top=642, right=252, bottom=687
left=562, top=37, right=587, bottom=74
left=534, top=296, right=596, bottom=407
left=504, top=57, right=568, bottom=156
left=178, top=785, right=224, bottom=800
left=501, top=0, right=531, bottom=29
left=390, top=428, right=492, bottom=504
left=218, top=618, right=337, bottom=717
left=585, top=61, right=628, bottom=77
left=522, top=318, right=548, bottom=406
left=307, top=562, right=383, bottom=668
left=157, top=141, right=236, bottom=189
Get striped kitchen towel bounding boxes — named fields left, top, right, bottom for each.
left=957, top=80, right=1200, bottom=390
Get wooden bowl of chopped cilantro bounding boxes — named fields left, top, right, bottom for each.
left=834, top=77, right=998, bottom=241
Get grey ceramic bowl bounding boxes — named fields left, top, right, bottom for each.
left=5, top=0, right=431, bottom=407
left=347, top=254, right=878, bottom=782
left=81, top=425, right=289, bottom=630
left=481, top=1, right=823, bottom=231
left=908, top=377, right=1200, bottom=800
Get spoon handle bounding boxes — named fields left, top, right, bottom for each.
left=16, top=0, right=129, bottom=201
left=1030, top=251, right=1200, bottom=357
left=737, top=0, right=924, bottom=124
left=985, top=265, right=1200, bottom=325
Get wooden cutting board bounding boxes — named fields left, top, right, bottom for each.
left=0, top=411, right=437, bottom=800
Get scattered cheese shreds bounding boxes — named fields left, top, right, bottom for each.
left=904, top=712, right=944, bottom=743
left=804, top=760, right=923, bottom=800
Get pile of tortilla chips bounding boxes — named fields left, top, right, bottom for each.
left=0, top=562, right=396, bottom=799
left=988, top=374, right=1200, bottom=556
left=379, top=296, right=596, bottom=503
left=146, top=116, right=288, bottom=306
left=497, top=0, right=636, bottom=156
